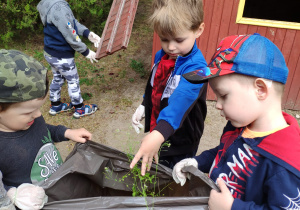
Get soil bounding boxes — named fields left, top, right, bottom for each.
left=40, top=0, right=300, bottom=161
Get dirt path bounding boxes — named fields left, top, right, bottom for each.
left=53, top=98, right=226, bottom=161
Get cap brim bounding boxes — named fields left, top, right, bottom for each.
left=183, top=67, right=235, bottom=84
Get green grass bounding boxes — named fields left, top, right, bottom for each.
left=80, top=78, right=94, bottom=86
left=82, top=92, right=93, bottom=101
left=33, top=50, right=44, bottom=60
left=130, top=59, right=147, bottom=78
left=0, top=0, right=154, bottom=141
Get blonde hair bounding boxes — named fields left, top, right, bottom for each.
left=149, top=0, right=204, bottom=37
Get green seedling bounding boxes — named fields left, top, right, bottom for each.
left=103, top=141, right=171, bottom=209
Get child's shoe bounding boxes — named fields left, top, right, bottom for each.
left=73, top=104, right=98, bottom=119
left=49, top=103, right=73, bottom=116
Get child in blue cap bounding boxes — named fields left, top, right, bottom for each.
left=173, top=34, right=300, bottom=209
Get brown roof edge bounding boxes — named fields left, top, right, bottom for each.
left=96, top=0, right=139, bottom=60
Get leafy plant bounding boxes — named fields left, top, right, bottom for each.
left=33, top=50, right=44, bottom=61
left=0, top=0, right=112, bottom=46
left=130, top=59, right=147, bottom=78
left=82, top=92, right=93, bottom=101
left=68, top=0, right=112, bottom=33
left=1, top=0, right=40, bottom=45
left=103, top=141, right=172, bottom=207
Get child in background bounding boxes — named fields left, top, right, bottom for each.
left=37, top=0, right=100, bottom=119
left=173, top=34, right=300, bottom=209
left=130, top=0, right=209, bottom=175
left=0, top=49, right=93, bottom=209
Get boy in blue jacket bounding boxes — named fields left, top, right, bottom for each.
left=130, top=0, right=209, bottom=175
left=173, top=34, right=300, bottom=209
left=37, top=0, right=100, bottom=119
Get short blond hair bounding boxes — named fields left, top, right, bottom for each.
left=149, top=0, right=204, bottom=37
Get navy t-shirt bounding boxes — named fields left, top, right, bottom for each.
left=0, top=116, right=67, bottom=188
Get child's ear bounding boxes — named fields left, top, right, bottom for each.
left=254, top=78, right=269, bottom=100
left=195, top=23, right=205, bottom=38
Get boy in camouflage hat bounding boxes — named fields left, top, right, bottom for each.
left=0, top=49, right=93, bottom=208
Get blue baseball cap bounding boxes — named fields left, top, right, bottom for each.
left=183, top=33, right=289, bottom=84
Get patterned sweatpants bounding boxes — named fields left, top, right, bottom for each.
left=44, top=53, right=83, bottom=105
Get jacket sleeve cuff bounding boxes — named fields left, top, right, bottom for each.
left=83, top=29, right=90, bottom=39
left=56, top=125, right=69, bottom=142
left=81, top=48, right=89, bottom=57
left=153, top=120, right=174, bottom=140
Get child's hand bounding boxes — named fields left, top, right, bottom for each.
left=65, top=128, right=92, bottom=143
left=88, top=32, right=101, bottom=48
left=132, top=104, right=145, bottom=134
left=85, top=50, right=98, bottom=63
left=172, top=158, right=198, bottom=186
left=208, top=178, right=234, bottom=210
left=130, top=130, right=164, bottom=176
left=7, top=183, right=47, bottom=210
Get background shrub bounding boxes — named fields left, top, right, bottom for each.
left=0, top=0, right=112, bottom=46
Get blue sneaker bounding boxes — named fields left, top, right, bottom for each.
left=73, top=104, right=98, bottom=119
left=49, top=103, right=73, bottom=116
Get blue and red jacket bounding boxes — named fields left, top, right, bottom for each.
left=195, top=112, right=300, bottom=209
left=143, top=41, right=208, bottom=157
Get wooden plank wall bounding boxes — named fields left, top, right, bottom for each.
left=151, top=0, right=300, bottom=110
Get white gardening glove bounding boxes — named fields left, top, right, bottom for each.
left=132, top=105, right=145, bottom=134
left=172, top=158, right=198, bottom=186
left=88, top=32, right=101, bottom=48
left=85, top=49, right=98, bottom=63
left=7, top=183, right=48, bottom=210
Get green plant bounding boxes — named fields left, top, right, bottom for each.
left=82, top=92, right=93, bottom=101
left=0, top=0, right=112, bottom=46
left=103, top=141, right=172, bottom=208
left=1, top=0, right=40, bottom=45
left=119, top=69, right=127, bottom=78
left=68, top=0, right=113, bottom=33
left=80, top=78, right=94, bottom=86
left=130, top=59, right=147, bottom=78
left=33, top=50, right=44, bottom=61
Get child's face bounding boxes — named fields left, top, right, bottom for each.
left=209, top=75, right=261, bottom=128
left=159, top=24, right=204, bottom=60
left=0, top=98, right=46, bottom=132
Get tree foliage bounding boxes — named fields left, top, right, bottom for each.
left=0, top=0, right=112, bottom=44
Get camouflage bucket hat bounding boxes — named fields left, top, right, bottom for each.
left=0, top=49, right=47, bottom=102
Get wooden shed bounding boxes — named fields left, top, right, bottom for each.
left=151, top=0, right=300, bottom=110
